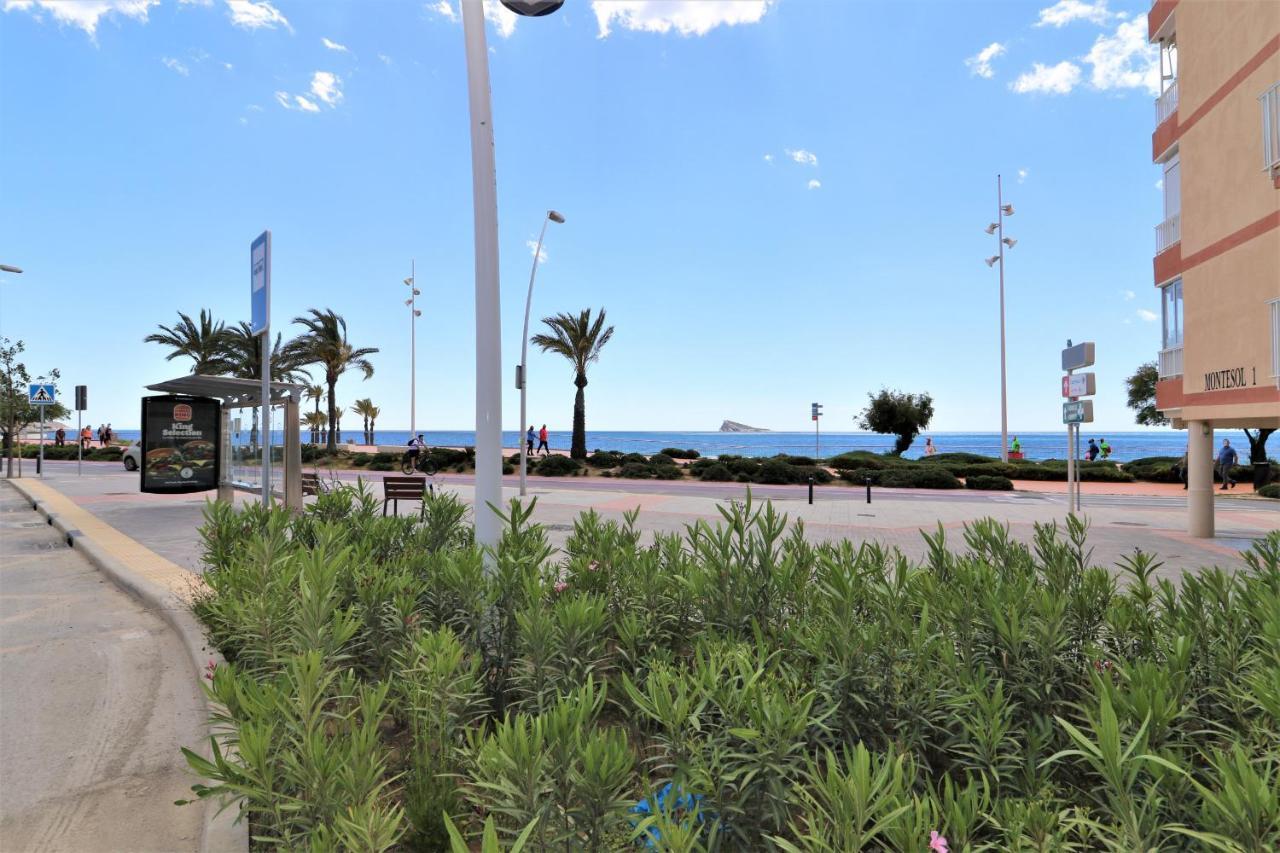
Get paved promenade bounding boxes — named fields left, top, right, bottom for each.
left=22, top=459, right=1280, bottom=580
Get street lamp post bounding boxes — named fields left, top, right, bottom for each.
left=460, top=0, right=563, bottom=558
left=404, top=262, right=421, bottom=438
left=518, top=210, right=564, bottom=497
left=983, top=176, right=1016, bottom=463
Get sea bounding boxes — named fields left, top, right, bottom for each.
left=104, top=429, right=1258, bottom=463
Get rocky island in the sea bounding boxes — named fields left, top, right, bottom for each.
left=719, top=420, right=769, bottom=433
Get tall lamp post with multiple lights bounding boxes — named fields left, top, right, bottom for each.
left=983, top=175, right=1016, bottom=462
left=460, top=0, right=564, bottom=557
left=404, top=262, right=421, bottom=437
left=518, top=210, right=564, bottom=497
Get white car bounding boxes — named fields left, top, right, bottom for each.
left=122, top=441, right=141, bottom=471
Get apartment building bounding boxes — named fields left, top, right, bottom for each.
left=1149, top=0, right=1280, bottom=536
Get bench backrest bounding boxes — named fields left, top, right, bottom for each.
left=383, top=476, right=427, bottom=499
left=301, top=473, right=321, bottom=496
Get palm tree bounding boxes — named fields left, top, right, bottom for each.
left=301, top=410, right=327, bottom=444
left=353, top=398, right=375, bottom=445
left=143, top=309, right=230, bottom=374
left=221, top=322, right=310, bottom=384
left=304, top=384, right=325, bottom=442
left=531, top=308, right=615, bottom=460
left=366, top=404, right=380, bottom=446
left=289, top=309, right=379, bottom=452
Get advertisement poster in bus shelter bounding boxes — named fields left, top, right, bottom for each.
left=140, top=395, right=221, bottom=494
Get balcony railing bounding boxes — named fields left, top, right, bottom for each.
left=1156, top=213, right=1181, bottom=254
left=1156, top=80, right=1179, bottom=125
left=1262, top=82, right=1280, bottom=173
left=1159, top=345, right=1183, bottom=379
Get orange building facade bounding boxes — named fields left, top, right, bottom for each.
left=1148, top=0, right=1280, bottom=536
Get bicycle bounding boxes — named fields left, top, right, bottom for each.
left=400, top=448, right=438, bottom=477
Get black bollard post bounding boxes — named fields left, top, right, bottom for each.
left=808, top=476, right=814, bottom=505
left=865, top=476, right=872, bottom=504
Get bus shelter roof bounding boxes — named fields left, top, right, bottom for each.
left=145, top=375, right=304, bottom=407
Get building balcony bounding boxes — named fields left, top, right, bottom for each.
left=1263, top=82, right=1280, bottom=178
left=1156, top=80, right=1179, bottom=126
left=1155, top=213, right=1181, bottom=254
left=1159, top=345, right=1183, bottom=379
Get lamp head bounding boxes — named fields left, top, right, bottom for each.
left=1002, top=237, right=1017, bottom=248
left=0, top=264, right=22, bottom=274
left=548, top=210, right=565, bottom=224
left=985, top=256, right=1000, bottom=267
left=984, top=223, right=998, bottom=235
left=403, top=277, right=414, bottom=286
left=1001, top=204, right=1015, bottom=216
left=500, top=0, right=563, bottom=15
left=413, top=309, right=422, bottom=317
left=404, top=297, right=413, bottom=306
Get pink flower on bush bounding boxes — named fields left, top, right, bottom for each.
left=204, top=659, right=217, bottom=681
left=554, top=581, right=568, bottom=594
left=588, top=560, right=601, bottom=572
left=929, top=830, right=949, bottom=853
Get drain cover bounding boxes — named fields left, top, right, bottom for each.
left=1113, top=521, right=1148, bottom=527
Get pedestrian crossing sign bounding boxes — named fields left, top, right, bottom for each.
left=28, top=384, right=56, bottom=405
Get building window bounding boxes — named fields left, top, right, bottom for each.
left=1262, top=82, right=1280, bottom=173
left=1162, top=279, right=1183, bottom=350
left=1163, top=155, right=1180, bottom=219
left=1271, top=298, right=1280, bottom=380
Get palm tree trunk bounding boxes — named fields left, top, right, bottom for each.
left=571, top=372, right=587, bottom=460
left=326, top=381, right=337, bottom=452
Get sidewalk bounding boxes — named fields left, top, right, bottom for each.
left=0, top=482, right=206, bottom=851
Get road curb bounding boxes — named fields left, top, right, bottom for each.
left=5, top=478, right=248, bottom=853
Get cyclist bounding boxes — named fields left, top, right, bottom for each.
left=404, top=434, right=425, bottom=467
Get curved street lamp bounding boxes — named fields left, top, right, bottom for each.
left=518, top=210, right=564, bottom=497
left=983, top=175, right=1016, bottom=462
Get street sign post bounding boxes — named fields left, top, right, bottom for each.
left=251, top=231, right=271, bottom=506
left=1061, top=373, right=1096, bottom=398
left=1062, top=400, right=1094, bottom=423
left=1061, top=342, right=1095, bottom=372
left=75, top=385, right=87, bottom=476
left=811, top=402, right=823, bottom=459
left=28, top=384, right=55, bottom=477
left=1060, top=340, right=1097, bottom=513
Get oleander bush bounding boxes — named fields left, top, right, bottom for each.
left=186, top=486, right=1280, bottom=852
left=661, top=448, right=701, bottom=460
left=878, top=467, right=963, bottom=489
left=964, top=474, right=1014, bottom=491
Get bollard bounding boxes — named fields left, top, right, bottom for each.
left=865, top=476, right=872, bottom=504
left=808, top=476, right=814, bottom=505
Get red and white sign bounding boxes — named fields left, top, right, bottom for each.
left=1061, top=373, right=1096, bottom=398
left=173, top=403, right=193, bottom=422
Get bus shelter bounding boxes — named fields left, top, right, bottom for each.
left=145, top=375, right=305, bottom=511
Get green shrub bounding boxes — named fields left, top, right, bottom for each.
left=878, top=467, right=962, bottom=489
left=620, top=453, right=648, bottom=466
left=502, top=464, right=514, bottom=475
left=534, top=455, right=581, bottom=477
left=618, top=462, right=654, bottom=479
left=187, top=488, right=1280, bottom=852
left=660, top=447, right=700, bottom=459
left=920, top=451, right=999, bottom=465
left=367, top=460, right=395, bottom=471
left=776, top=454, right=816, bottom=467
left=697, top=463, right=733, bottom=482
left=1258, top=483, right=1280, bottom=499
left=585, top=451, right=624, bottom=469
left=652, top=465, right=683, bottom=480
left=965, top=474, right=1013, bottom=491
left=837, top=468, right=883, bottom=486
left=826, top=451, right=911, bottom=471
left=425, top=447, right=471, bottom=469
left=1123, top=456, right=1181, bottom=483
left=648, top=453, right=676, bottom=467
left=350, top=454, right=370, bottom=467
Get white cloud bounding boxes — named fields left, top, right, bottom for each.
left=226, top=0, right=290, bottom=31
left=1017, top=168, right=1029, bottom=183
left=1155, top=178, right=1163, bottom=190
left=1035, top=0, right=1115, bottom=28
left=592, top=0, right=774, bottom=38
left=1010, top=61, right=1082, bottom=95
left=763, top=153, right=774, bottom=164
left=1083, top=17, right=1159, bottom=95
left=310, top=71, right=343, bottom=106
left=378, top=53, right=393, bottom=64
left=786, top=148, right=818, bottom=167
left=223, top=61, right=233, bottom=70
left=807, top=179, right=821, bottom=190
left=526, top=240, right=547, bottom=263
left=1136, top=308, right=1158, bottom=322
left=275, top=90, right=320, bottom=113
left=247, top=104, right=263, bottom=111
left=238, top=116, right=249, bottom=125
left=1121, top=289, right=1136, bottom=300
left=484, top=0, right=516, bottom=38
left=429, top=0, right=456, bottom=21
left=321, top=37, right=348, bottom=52
left=965, top=42, right=1006, bottom=79
left=161, top=56, right=190, bottom=75
left=3, top=0, right=158, bottom=38
left=179, top=0, right=213, bottom=5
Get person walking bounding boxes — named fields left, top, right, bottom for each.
left=923, top=437, right=937, bottom=456
left=80, top=425, right=92, bottom=451
left=1099, top=438, right=1111, bottom=459
left=1086, top=438, right=1099, bottom=461
left=1218, top=438, right=1239, bottom=490
left=54, top=427, right=65, bottom=447
left=537, top=424, right=550, bottom=457
left=1010, top=436, right=1022, bottom=457
left=526, top=425, right=535, bottom=456
left=96, top=424, right=105, bottom=447
left=104, top=424, right=113, bottom=446
left=1178, top=447, right=1188, bottom=489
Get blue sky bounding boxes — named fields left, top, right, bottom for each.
left=0, top=0, right=1168, bottom=433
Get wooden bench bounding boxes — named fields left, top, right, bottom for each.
left=301, top=472, right=324, bottom=497
left=382, top=475, right=431, bottom=516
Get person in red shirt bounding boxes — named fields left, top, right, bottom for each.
left=537, top=425, right=550, bottom=457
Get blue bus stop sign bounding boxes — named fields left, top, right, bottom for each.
left=251, top=230, right=270, bottom=336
